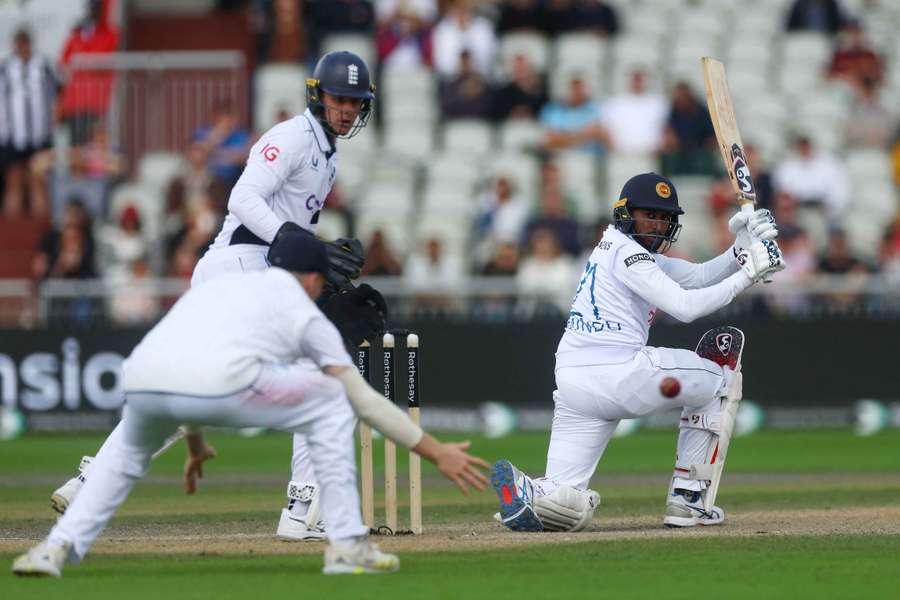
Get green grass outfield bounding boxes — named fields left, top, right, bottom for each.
left=2, top=429, right=899, bottom=599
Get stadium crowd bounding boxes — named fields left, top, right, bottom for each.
left=2, top=0, right=900, bottom=324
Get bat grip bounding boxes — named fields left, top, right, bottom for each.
left=741, top=203, right=773, bottom=284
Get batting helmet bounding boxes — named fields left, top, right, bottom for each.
left=306, top=51, right=375, bottom=139
left=613, top=173, right=684, bottom=253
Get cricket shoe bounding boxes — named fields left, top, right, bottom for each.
left=322, top=538, right=399, bottom=575
left=663, top=489, right=725, bottom=528
left=490, top=459, right=544, bottom=532
left=11, top=540, right=70, bottom=578
left=276, top=508, right=326, bottom=541
left=50, top=477, right=84, bottom=515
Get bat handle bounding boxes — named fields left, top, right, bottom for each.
left=741, top=203, right=773, bottom=284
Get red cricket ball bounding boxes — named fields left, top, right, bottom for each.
left=660, top=376, right=681, bottom=398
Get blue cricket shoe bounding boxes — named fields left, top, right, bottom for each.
left=490, top=459, right=543, bottom=532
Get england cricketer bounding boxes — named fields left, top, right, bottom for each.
left=12, top=232, right=488, bottom=577
left=489, top=173, right=784, bottom=532
left=50, top=51, right=384, bottom=542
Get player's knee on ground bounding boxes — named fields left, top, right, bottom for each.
left=533, top=485, right=600, bottom=532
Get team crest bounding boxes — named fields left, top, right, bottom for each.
left=614, top=198, right=628, bottom=209
left=716, top=333, right=732, bottom=356
left=348, top=64, right=359, bottom=85
left=655, top=182, right=671, bottom=198
left=730, top=144, right=756, bottom=198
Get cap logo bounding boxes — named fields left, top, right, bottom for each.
left=656, top=182, right=672, bottom=198
left=614, top=198, right=627, bottom=209
left=348, top=64, right=359, bottom=85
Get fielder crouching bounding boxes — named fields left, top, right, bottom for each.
left=12, top=232, right=489, bottom=577
left=490, top=173, right=784, bottom=533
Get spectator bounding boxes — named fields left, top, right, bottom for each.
left=660, top=81, right=717, bottom=176
left=845, top=76, right=895, bottom=149
left=1, top=28, right=56, bottom=219
left=744, top=143, right=776, bottom=211
left=472, top=174, right=530, bottom=263
left=539, top=74, right=606, bottom=156
left=304, top=0, right=375, bottom=61
left=439, top=50, right=492, bottom=120
left=492, top=53, right=547, bottom=121
left=253, top=0, right=304, bottom=63
left=361, top=229, right=403, bottom=276
left=881, top=214, right=900, bottom=285
left=819, top=227, right=868, bottom=274
left=817, top=226, right=870, bottom=311
left=481, top=241, right=520, bottom=276
left=375, top=0, right=436, bottom=70
left=107, top=254, right=160, bottom=325
left=45, top=223, right=96, bottom=280
left=573, top=0, right=619, bottom=37
left=827, top=19, right=884, bottom=93
left=785, top=0, right=845, bottom=34
left=32, top=198, right=96, bottom=280
left=601, top=69, right=669, bottom=154
left=191, top=99, right=253, bottom=188
left=524, top=168, right=581, bottom=257
left=516, top=227, right=578, bottom=312
left=432, top=0, right=497, bottom=80
left=764, top=224, right=817, bottom=315
left=57, top=0, right=120, bottom=146
left=163, top=144, right=228, bottom=256
left=51, top=118, right=125, bottom=221
left=543, top=0, right=579, bottom=35
left=405, top=236, right=465, bottom=308
left=496, top=0, right=544, bottom=34
left=773, top=135, right=850, bottom=219
left=98, top=204, right=147, bottom=279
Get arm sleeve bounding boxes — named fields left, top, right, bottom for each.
left=226, top=127, right=301, bottom=243
left=654, top=247, right=739, bottom=289
left=616, top=249, right=752, bottom=323
left=299, top=316, right=354, bottom=369
left=333, top=368, right=424, bottom=449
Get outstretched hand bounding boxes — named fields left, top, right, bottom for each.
left=432, top=440, right=490, bottom=496
left=183, top=444, right=217, bottom=495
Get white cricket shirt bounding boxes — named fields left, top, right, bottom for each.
left=556, top=226, right=751, bottom=368
left=209, top=108, right=338, bottom=249
left=123, top=269, right=352, bottom=396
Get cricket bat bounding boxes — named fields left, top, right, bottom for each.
left=702, top=57, right=773, bottom=282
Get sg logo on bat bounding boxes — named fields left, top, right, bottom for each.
left=730, top=143, right=755, bottom=198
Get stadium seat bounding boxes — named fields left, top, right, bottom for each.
left=845, top=148, right=894, bottom=182
left=555, top=150, right=600, bottom=223
left=384, top=121, right=436, bottom=158
left=604, top=153, right=660, bottom=208
left=321, top=34, right=375, bottom=72
left=382, top=67, right=436, bottom=98
left=498, top=119, right=544, bottom=151
left=427, top=151, right=483, bottom=189
left=421, top=185, right=479, bottom=217
left=621, top=5, right=671, bottom=38
left=611, top=35, right=663, bottom=74
left=553, top=33, right=608, bottom=74
left=781, top=33, right=832, bottom=67
left=314, top=209, right=349, bottom=241
left=488, top=152, right=542, bottom=203
left=254, top=63, right=306, bottom=132
left=138, top=152, right=185, bottom=193
left=442, top=119, right=494, bottom=154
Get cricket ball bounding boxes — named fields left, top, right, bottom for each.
left=660, top=377, right=681, bottom=398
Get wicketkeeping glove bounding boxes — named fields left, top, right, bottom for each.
left=320, top=283, right=388, bottom=348
left=737, top=239, right=786, bottom=283
left=324, top=237, right=365, bottom=292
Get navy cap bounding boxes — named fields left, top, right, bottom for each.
left=267, top=231, right=330, bottom=276
left=616, top=173, right=683, bottom=215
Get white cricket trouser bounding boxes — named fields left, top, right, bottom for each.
left=545, top=346, right=726, bottom=492
left=48, top=363, right=368, bottom=561
left=194, top=244, right=319, bottom=490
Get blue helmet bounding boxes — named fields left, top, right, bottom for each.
left=306, top=51, right=375, bottom=139
left=613, top=173, right=683, bottom=253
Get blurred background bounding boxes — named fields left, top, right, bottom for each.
left=0, top=0, right=898, bottom=437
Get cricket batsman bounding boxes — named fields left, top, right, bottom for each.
left=12, top=232, right=488, bottom=577
left=49, top=51, right=385, bottom=542
left=490, top=173, right=784, bottom=532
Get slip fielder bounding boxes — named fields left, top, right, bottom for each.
left=12, top=232, right=488, bottom=577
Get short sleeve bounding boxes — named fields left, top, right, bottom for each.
left=300, top=316, right=353, bottom=369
